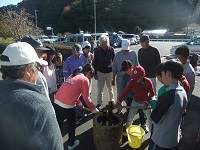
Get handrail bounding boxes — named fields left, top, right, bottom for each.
left=150, top=39, right=190, bottom=42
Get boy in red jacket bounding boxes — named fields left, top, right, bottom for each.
left=116, top=66, right=154, bottom=133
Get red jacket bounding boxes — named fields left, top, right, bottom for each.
left=118, top=77, right=154, bottom=104
left=179, top=76, right=190, bottom=96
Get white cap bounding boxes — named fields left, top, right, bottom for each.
left=82, top=41, right=91, bottom=49
left=0, top=42, right=48, bottom=66
left=121, top=39, right=130, bottom=50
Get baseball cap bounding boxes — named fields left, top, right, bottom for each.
left=20, top=35, right=49, bottom=51
left=140, top=35, right=149, bottom=42
left=120, top=60, right=132, bottom=71
left=131, top=66, right=145, bottom=80
left=121, top=39, right=130, bottom=50
left=72, top=44, right=83, bottom=54
left=82, top=41, right=91, bottom=49
left=0, top=42, right=48, bottom=66
left=57, top=52, right=62, bottom=58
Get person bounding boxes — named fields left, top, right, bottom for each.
left=82, top=41, right=94, bottom=66
left=0, top=42, right=63, bottom=150
left=94, top=35, right=115, bottom=108
left=175, top=45, right=195, bottom=98
left=80, top=41, right=94, bottom=107
left=63, top=43, right=85, bottom=80
left=116, top=66, right=154, bottom=133
left=53, top=64, right=99, bottom=150
left=155, top=62, right=190, bottom=98
left=149, top=60, right=188, bottom=150
left=43, top=46, right=57, bottom=102
left=138, top=34, right=161, bottom=94
left=55, top=52, right=64, bottom=89
left=112, top=39, right=138, bottom=98
left=20, top=35, right=50, bottom=100
left=121, top=60, right=148, bottom=133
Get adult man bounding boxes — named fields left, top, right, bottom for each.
left=63, top=44, right=85, bottom=79
left=138, top=34, right=161, bottom=94
left=0, top=42, right=63, bottom=150
left=112, top=39, right=138, bottom=98
left=94, top=35, right=115, bottom=107
left=20, top=35, right=50, bottom=99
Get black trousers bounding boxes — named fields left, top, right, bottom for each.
left=53, top=103, right=76, bottom=146
left=148, top=139, right=179, bottom=150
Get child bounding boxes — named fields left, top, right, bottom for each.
left=116, top=65, right=154, bottom=132
left=175, top=45, right=195, bottom=98
left=155, top=61, right=190, bottom=99
left=149, top=60, right=188, bottom=150
left=121, top=60, right=148, bottom=133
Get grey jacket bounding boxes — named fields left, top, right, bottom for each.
left=0, top=80, right=63, bottom=150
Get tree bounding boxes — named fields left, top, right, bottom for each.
left=134, top=26, right=142, bottom=35
left=0, top=8, right=43, bottom=41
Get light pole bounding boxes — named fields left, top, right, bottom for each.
left=52, top=28, right=54, bottom=35
left=94, top=0, right=97, bottom=41
left=34, top=9, right=38, bottom=27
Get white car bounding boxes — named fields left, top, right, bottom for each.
left=168, top=37, right=200, bottom=64
left=38, top=35, right=54, bottom=44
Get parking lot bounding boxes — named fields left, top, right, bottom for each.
left=60, top=42, right=200, bottom=150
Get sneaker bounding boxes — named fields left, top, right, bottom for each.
left=141, top=125, right=149, bottom=134
left=96, top=104, right=101, bottom=109
left=68, top=140, right=80, bottom=150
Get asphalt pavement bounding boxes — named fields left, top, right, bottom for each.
left=61, top=42, right=200, bottom=150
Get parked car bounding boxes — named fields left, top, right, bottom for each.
left=134, top=35, right=140, bottom=44
left=55, top=33, right=92, bottom=46
left=48, top=35, right=58, bottom=42
left=119, top=34, right=136, bottom=45
left=54, top=37, right=66, bottom=44
left=109, top=33, right=123, bottom=48
left=38, top=35, right=54, bottom=44
left=168, top=37, right=200, bottom=65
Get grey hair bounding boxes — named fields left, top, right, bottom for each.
left=0, top=62, right=37, bottom=80
left=99, top=35, right=110, bottom=46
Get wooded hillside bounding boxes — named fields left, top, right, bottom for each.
left=2, top=0, right=200, bottom=34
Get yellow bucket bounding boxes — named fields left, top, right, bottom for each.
left=126, top=125, right=145, bottom=148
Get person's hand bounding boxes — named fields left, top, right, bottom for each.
left=94, top=74, right=98, bottom=80
left=95, top=111, right=103, bottom=115
left=114, top=103, right=123, bottom=115
left=112, top=79, right=115, bottom=86
left=143, top=103, right=151, bottom=110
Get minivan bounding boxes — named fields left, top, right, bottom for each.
left=62, top=33, right=92, bottom=46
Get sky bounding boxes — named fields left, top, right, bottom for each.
left=0, top=0, right=22, bottom=7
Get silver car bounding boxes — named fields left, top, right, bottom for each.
left=168, top=37, right=200, bottom=64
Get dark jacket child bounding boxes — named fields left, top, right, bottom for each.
left=149, top=60, right=188, bottom=150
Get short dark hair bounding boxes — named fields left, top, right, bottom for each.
left=72, top=64, right=94, bottom=77
left=162, top=59, right=183, bottom=79
left=175, top=46, right=190, bottom=59
left=155, top=62, right=165, bottom=77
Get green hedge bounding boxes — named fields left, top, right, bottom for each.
left=0, top=37, right=15, bottom=54
left=44, top=44, right=72, bottom=60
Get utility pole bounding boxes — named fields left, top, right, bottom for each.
left=34, top=9, right=38, bottom=27
left=94, top=0, right=97, bottom=41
